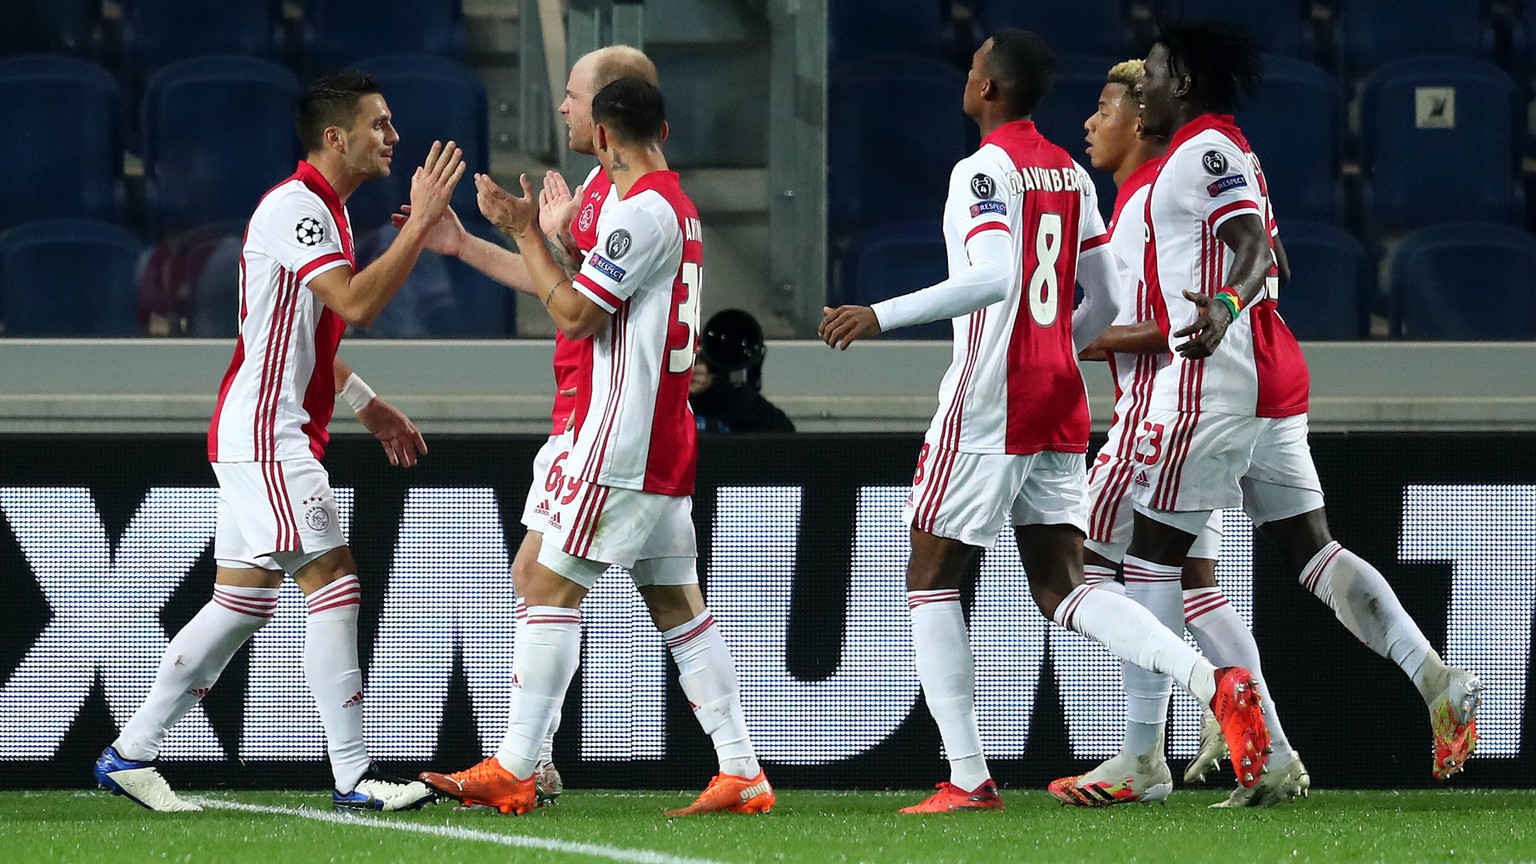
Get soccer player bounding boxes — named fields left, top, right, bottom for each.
left=1126, top=21, right=1481, bottom=783
left=94, top=72, right=464, bottom=812
left=1049, top=59, right=1308, bottom=808
left=392, top=45, right=661, bottom=804
left=417, top=77, right=773, bottom=817
left=818, top=30, right=1272, bottom=813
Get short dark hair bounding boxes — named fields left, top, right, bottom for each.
left=591, top=77, right=666, bottom=145
left=1153, top=20, right=1264, bottom=113
left=985, top=29, right=1056, bottom=117
left=295, top=72, right=381, bottom=152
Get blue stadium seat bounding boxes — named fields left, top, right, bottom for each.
left=342, top=55, right=487, bottom=234
left=1240, top=55, right=1342, bottom=223
left=0, top=0, right=101, bottom=57
left=142, top=57, right=302, bottom=232
left=652, top=48, right=769, bottom=169
left=839, top=221, right=952, bottom=340
left=0, top=57, right=120, bottom=226
left=829, top=0, right=950, bottom=65
left=828, top=57, right=970, bottom=237
left=975, top=0, right=1130, bottom=58
left=1273, top=220, right=1370, bottom=339
left=1152, top=0, right=1313, bottom=58
left=1342, top=0, right=1490, bottom=77
left=0, top=220, right=141, bottom=336
left=122, top=0, right=282, bottom=78
left=305, top=0, right=464, bottom=70
left=1359, top=57, right=1521, bottom=235
left=1029, top=56, right=1121, bottom=221
left=1390, top=223, right=1536, bottom=339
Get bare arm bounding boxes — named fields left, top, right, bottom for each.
left=1173, top=212, right=1273, bottom=359
left=309, top=141, right=465, bottom=328
left=477, top=172, right=610, bottom=340
left=1084, top=321, right=1167, bottom=356
left=392, top=203, right=535, bottom=293
left=1272, top=232, right=1291, bottom=290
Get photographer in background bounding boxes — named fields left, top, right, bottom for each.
left=689, top=309, right=795, bottom=433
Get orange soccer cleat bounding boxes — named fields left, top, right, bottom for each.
left=1429, top=667, right=1483, bottom=780
left=899, top=779, right=1004, bottom=814
left=418, top=757, right=537, bottom=815
left=1047, top=750, right=1172, bottom=808
left=1210, top=666, right=1272, bottom=789
left=665, top=771, right=775, bottom=816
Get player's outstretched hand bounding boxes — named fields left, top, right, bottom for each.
left=356, top=397, right=428, bottom=468
left=408, top=140, right=467, bottom=226
left=1173, top=289, right=1233, bottom=359
left=819, top=305, right=881, bottom=350
left=392, top=203, right=467, bottom=258
left=476, top=173, right=539, bottom=240
left=539, top=171, right=583, bottom=238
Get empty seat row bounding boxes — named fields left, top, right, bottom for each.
left=834, top=220, right=1536, bottom=341
left=828, top=54, right=1526, bottom=238
left=0, top=219, right=512, bottom=338
left=0, top=0, right=464, bottom=76
left=0, top=54, right=485, bottom=236
left=830, top=0, right=1506, bottom=80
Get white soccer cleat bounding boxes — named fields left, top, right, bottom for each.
left=1184, top=706, right=1229, bottom=784
left=535, top=761, right=564, bottom=806
left=1048, top=747, right=1174, bottom=807
left=336, top=767, right=436, bottom=812
left=1429, top=667, right=1483, bottom=780
left=94, top=747, right=202, bottom=813
left=1211, top=753, right=1311, bottom=808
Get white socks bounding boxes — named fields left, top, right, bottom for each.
left=113, top=584, right=278, bottom=761
left=496, top=607, right=582, bottom=779
left=1183, top=586, right=1294, bottom=769
left=510, top=598, right=562, bottom=765
left=303, top=575, right=370, bottom=794
left=1301, top=541, right=1447, bottom=702
left=908, top=590, right=989, bottom=792
left=664, top=610, right=761, bottom=779
left=1055, top=583, right=1217, bottom=706
left=1120, top=557, right=1183, bottom=758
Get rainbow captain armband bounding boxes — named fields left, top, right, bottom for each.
left=1214, top=287, right=1243, bottom=319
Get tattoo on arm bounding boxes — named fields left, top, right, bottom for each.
left=545, top=233, right=579, bottom=276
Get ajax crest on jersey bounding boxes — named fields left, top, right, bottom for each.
left=295, top=217, right=325, bottom=246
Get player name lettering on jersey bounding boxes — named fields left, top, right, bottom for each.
left=684, top=216, right=701, bottom=242
left=1007, top=165, right=1085, bottom=194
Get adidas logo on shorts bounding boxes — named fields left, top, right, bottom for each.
left=548, top=512, right=563, bottom=530
left=1134, top=471, right=1151, bottom=489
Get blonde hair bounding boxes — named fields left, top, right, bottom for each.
left=590, top=45, right=660, bottom=89
left=1107, top=59, right=1144, bottom=91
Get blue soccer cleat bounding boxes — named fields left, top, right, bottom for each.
left=94, top=746, right=202, bottom=812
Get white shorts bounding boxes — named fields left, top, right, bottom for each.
left=211, top=459, right=346, bottom=573
left=520, top=431, right=575, bottom=532
left=902, top=443, right=1088, bottom=548
left=1085, top=450, right=1222, bottom=562
left=536, top=480, right=697, bottom=588
left=1130, top=411, right=1325, bottom=534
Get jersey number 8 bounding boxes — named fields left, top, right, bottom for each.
left=1028, top=212, right=1063, bottom=327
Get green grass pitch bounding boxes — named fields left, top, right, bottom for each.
left=7, top=789, right=1534, bottom=863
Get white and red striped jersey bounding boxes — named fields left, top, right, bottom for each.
left=1144, top=113, right=1309, bottom=418
left=568, top=170, right=700, bottom=496
left=924, top=119, right=1111, bottom=455
left=208, top=161, right=353, bottom=462
left=548, top=165, right=611, bottom=435
left=1101, top=156, right=1167, bottom=437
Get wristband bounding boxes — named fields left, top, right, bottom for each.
left=1214, top=287, right=1243, bottom=319
left=340, top=372, right=376, bottom=412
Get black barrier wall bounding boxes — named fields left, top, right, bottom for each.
left=0, top=434, right=1531, bottom=790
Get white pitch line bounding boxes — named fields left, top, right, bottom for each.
left=187, top=797, right=727, bottom=864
